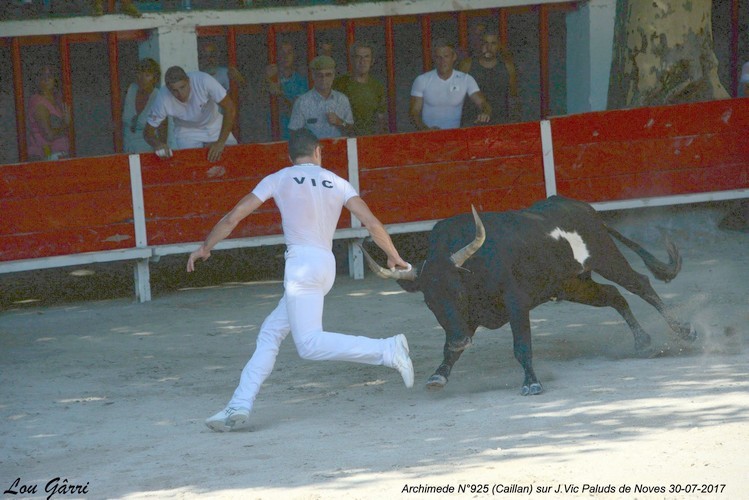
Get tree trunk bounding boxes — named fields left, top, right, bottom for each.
left=608, top=0, right=728, bottom=109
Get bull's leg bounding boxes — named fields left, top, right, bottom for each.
left=507, top=301, right=542, bottom=396
left=592, top=251, right=696, bottom=342
left=447, top=334, right=473, bottom=352
left=558, top=277, right=651, bottom=353
left=426, top=342, right=467, bottom=390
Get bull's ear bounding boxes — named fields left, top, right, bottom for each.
left=396, top=278, right=421, bottom=293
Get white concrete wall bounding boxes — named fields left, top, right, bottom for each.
left=1, top=0, right=573, bottom=37
left=139, top=25, right=199, bottom=76
left=566, top=0, right=616, bottom=114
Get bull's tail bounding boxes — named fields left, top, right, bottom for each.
left=606, top=226, right=682, bottom=283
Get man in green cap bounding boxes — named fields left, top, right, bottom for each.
left=289, top=55, right=354, bottom=138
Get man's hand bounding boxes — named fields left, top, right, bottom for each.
left=387, top=256, right=411, bottom=271
left=207, top=142, right=225, bottom=162
left=327, top=112, right=349, bottom=128
left=326, top=112, right=340, bottom=126
left=155, top=146, right=173, bottom=159
left=327, top=113, right=353, bottom=135
left=469, top=92, right=492, bottom=125
left=187, top=246, right=211, bottom=272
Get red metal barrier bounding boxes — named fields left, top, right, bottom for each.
left=0, top=155, right=134, bottom=261
left=551, top=99, right=749, bottom=203
left=2, top=100, right=748, bottom=268
left=138, top=137, right=351, bottom=246
left=357, top=123, right=545, bottom=224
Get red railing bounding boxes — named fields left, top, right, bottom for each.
left=3, top=99, right=748, bottom=264
left=551, top=99, right=749, bottom=202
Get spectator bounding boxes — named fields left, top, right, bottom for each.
left=459, top=20, right=488, bottom=65
left=199, top=41, right=246, bottom=92
left=317, top=35, right=335, bottom=58
left=264, top=41, right=309, bottom=140
left=332, top=41, right=387, bottom=136
left=409, top=39, right=491, bottom=131
left=122, top=58, right=165, bottom=154
left=458, top=31, right=519, bottom=124
left=288, top=55, right=354, bottom=139
left=27, top=64, right=70, bottom=161
left=144, top=66, right=237, bottom=162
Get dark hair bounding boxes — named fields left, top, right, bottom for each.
left=137, top=58, right=161, bottom=82
left=288, top=129, right=320, bottom=162
left=432, top=38, right=457, bottom=52
left=350, top=40, right=375, bottom=59
left=164, top=66, right=189, bottom=86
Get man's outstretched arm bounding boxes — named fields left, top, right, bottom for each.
left=346, top=196, right=409, bottom=270
left=187, top=193, right=264, bottom=272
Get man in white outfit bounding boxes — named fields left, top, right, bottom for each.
left=187, top=128, right=415, bottom=432
left=144, top=66, right=237, bottom=162
left=410, top=39, right=491, bottom=130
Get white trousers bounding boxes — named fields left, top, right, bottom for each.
left=228, top=245, right=397, bottom=411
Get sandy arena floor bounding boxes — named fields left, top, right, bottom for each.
left=1, top=205, right=748, bottom=499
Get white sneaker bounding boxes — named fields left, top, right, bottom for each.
left=391, top=334, right=414, bottom=388
left=205, top=406, right=250, bottom=432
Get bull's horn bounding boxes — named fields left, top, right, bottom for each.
left=450, top=205, right=486, bottom=267
left=358, top=243, right=418, bottom=281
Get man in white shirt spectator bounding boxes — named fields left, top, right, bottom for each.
left=144, top=66, right=237, bottom=162
left=410, top=39, right=491, bottom=130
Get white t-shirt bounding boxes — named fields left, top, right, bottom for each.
left=252, top=163, right=358, bottom=251
left=147, top=71, right=227, bottom=142
left=410, top=69, right=480, bottom=130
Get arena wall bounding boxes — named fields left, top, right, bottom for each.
left=2, top=98, right=748, bottom=301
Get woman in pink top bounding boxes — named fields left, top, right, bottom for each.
left=27, top=65, right=70, bottom=161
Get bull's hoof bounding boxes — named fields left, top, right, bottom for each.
left=681, top=325, right=698, bottom=342
left=672, top=322, right=697, bottom=342
left=426, top=374, right=447, bottom=390
left=521, top=383, right=543, bottom=396
left=447, top=336, right=472, bottom=352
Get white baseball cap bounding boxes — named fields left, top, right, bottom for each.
left=741, top=62, right=749, bottom=83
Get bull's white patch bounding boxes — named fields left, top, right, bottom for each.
left=549, top=228, right=590, bottom=267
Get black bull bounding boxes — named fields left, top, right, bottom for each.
left=362, top=196, right=697, bottom=395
